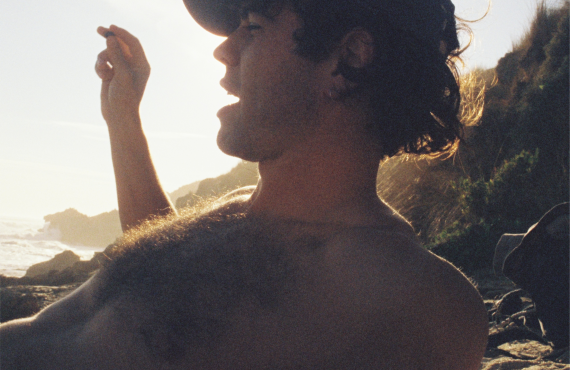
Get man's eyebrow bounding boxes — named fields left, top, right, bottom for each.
left=239, top=7, right=262, bottom=20
left=239, top=8, right=251, bottom=21
left=238, top=2, right=280, bottom=21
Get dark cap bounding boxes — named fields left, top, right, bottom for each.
left=183, top=0, right=456, bottom=49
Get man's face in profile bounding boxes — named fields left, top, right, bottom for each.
left=213, top=6, right=326, bottom=162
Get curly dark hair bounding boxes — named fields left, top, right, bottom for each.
left=241, top=0, right=468, bottom=158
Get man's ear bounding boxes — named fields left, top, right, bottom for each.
left=339, top=28, right=375, bottom=69
left=327, top=28, right=375, bottom=99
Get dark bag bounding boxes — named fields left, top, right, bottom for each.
left=502, top=202, right=569, bottom=348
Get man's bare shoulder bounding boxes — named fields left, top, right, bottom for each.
left=1, top=199, right=487, bottom=370
left=316, top=218, right=488, bottom=369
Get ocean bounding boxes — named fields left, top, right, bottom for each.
left=0, top=216, right=105, bottom=277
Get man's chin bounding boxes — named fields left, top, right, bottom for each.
left=216, top=103, right=245, bottom=157
left=216, top=130, right=255, bottom=161
left=217, top=131, right=278, bottom=163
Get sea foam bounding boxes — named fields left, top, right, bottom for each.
left=0, top=216, right=104, bottom=277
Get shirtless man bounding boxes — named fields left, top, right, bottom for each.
left=0, top=0, right=488, bottom=368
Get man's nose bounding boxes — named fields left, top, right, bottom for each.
left=213, top=37, right=240, bottom=67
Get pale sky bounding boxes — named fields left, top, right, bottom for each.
left=0, top=0, right=564, bottom=219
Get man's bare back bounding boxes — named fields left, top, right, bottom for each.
left=1, top=194, right=487, bottom=369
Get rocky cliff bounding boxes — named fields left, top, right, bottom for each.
left=44, top=208, right=122, bottom=247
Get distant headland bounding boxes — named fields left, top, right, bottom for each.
left=43, top=161, right=259, bottom=247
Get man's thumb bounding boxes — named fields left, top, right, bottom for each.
left=106, top=36, right=128, bottom=70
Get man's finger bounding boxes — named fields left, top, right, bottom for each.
left=95, top=50, right=113, bottom=81
left=97, top=26, right=110, bottom=38
left=105, top=36, right=129, bottom=71
left=116, top=37, right=133, bottom=59
left=109, top=25, right=146, bottom=61
left=99, top=26, right=132, bottom=61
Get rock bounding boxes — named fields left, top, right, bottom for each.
left=8, top=261, right=97, bottom=287
left=44, top=208, right=122, bottom=247
left=0, top=284, right=82, bottom=323
left=25, top=250, right=80, bottom=277
left=470, top=268, right=517, bottom=300
left=481, top=356, right=569, bottom=370
left=169, top=181, right=201, bottom=205
left=1, top=244, right=117, bottom=288
left=0, top=289, right=40, bottom=322
left=497, top=340, right=556, bottom=360
left=177, top=161, right=259, bottom=209
left=0, top=244, right=121, bottom=323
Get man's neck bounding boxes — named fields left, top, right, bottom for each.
left=247, top=119, right=387, bottom=226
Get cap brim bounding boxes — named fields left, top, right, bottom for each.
left=183, top=0, right=455, bottom=46
left=183, top=0, right=240, bottom=36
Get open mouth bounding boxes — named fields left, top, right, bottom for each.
left=218, top=79, right=241, bottom=120
left=217, top=89, right=241, bottom=119
left=220, top=79, right=240, bottom=105
left=226, top=91, right=240, bottom=105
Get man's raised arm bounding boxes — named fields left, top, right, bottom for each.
left=95, top=25, right=175, bottom=231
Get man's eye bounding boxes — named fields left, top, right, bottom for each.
left=246, top=23, right=261, bottom=31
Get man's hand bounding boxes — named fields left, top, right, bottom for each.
left=93, top=26, right=174, bottom=231
left=95, top=25, right=150, bottom=124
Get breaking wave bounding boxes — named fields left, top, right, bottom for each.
left=0, top=216, right=104, bottom=277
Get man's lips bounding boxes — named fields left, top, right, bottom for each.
left=218, top=78, right=240, bottom=120
left=217, top=98, right=240, bottom=119
left=220, top=78, right=240, bottom=99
